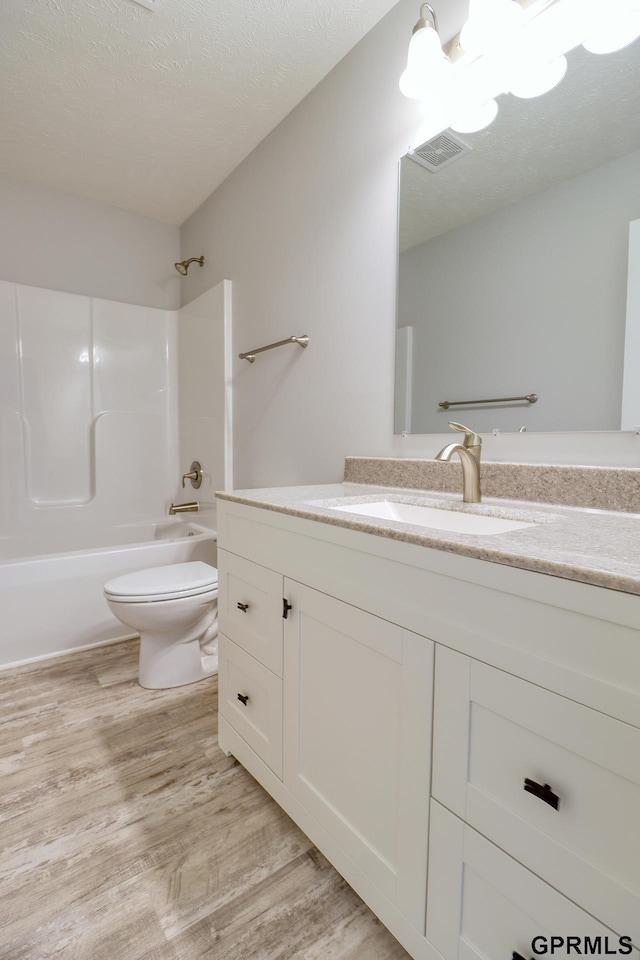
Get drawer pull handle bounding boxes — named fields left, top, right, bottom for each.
left=237, top=602, right=249, bottom=612
left=237, top=693, right=249, bottom=706
left=282, top=598, right=292, bottom=619
left=524, top=778, right=560, bottom=810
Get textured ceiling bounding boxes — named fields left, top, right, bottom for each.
left=400, top=42, right=640, bottom=252
left=0, top=0, right=400, bottom=224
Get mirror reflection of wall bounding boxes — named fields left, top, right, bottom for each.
left=395, top=42, right=640, bottom=435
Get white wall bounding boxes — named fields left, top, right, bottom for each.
left=0, top=176, right=180, bottom=309
left=180, top=0, right=640, bottom=483
left=400, top=150, right=640, bottom=435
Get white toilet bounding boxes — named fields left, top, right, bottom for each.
left=104, top=561, right=219, bottom=689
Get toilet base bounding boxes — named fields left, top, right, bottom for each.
left=139, top=632, right=218, bottom=689
left=202, top=650, right=218, bottom=674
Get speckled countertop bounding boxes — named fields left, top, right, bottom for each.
left=217, top=481, right=640, bottom=596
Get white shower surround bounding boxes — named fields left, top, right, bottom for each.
left=0, top=280, right=178, bottom=532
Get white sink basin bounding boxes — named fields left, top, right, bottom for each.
left=329, top=500, right=536, bottom=536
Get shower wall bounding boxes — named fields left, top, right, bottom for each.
left=177, top=280, right=233, bottom=526
left=0, top=279, right=178, bottom=542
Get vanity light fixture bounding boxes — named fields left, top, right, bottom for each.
left=583, top=1, right=640, bottom=53
left=450, top=98, right=498, bottom=133
left=510, top=53, right=568, bottom=98
left=459, top=0, right=524, bottom=58
left=399, top=4, right=452, bottom=101
left=400, top=0, right=640, bottom=140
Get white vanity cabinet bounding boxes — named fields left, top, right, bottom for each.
left=216, top=497, right=640, bottom=960
left=217, top=540, right=434, bottom=946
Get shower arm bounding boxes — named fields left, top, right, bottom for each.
left=174, top=256, right=205, bottom=275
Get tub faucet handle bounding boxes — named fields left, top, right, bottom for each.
left=182, top=461, right=203, bottom=489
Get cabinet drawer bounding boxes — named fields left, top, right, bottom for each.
left=218, top=634, right=282, bottom=779
left=433, top=646, right=640, bottom=944
left=427, top=801, right=639, bottom=960
left=217, top=549, right=283, bottom=676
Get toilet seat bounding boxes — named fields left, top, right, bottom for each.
left=104, top=561, right=218, bottom=604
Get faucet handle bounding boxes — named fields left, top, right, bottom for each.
left=449, top=421, right=482, bottom=447
left=182, top=460, right=203, bottom=489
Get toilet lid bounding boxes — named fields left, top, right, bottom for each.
left=105, top=561, right=218, bottom=602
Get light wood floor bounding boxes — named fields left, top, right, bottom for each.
left=0, top=639, right=411, bottom=959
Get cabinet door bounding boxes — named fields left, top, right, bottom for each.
left=282, top=580, right=433, bottom=932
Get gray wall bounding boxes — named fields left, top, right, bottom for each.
left=180, top=0, right=640, bottom=482
left=400, top=149, right=640, bottom=434
left=0, top=176, right=180, bottom=309
left=180, top=0, right=470, bottom=487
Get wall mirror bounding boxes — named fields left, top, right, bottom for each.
left=395, top=41, right=640, bottom=435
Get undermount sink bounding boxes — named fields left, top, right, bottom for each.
left=328, top=499, right=536, bottom=536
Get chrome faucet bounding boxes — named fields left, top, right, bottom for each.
left=435, top=421, right=482, bottom=503
left=169, top=501, right=199, bottom=515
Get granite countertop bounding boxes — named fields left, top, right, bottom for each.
left=216, top=481, right=640, bottom=596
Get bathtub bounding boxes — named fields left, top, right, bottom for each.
left=0, top=520, right=217, bottom=669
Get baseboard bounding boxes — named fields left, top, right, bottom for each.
left=0, top=633, right=138, bottom=673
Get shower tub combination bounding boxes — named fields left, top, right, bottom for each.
left=0, top=520, right=217, bottom=669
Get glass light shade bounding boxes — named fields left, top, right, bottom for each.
left=413, top=99, right=455, bottom=143
left=583, top=7, right=640, bottom=53
left=511, top=0, right=595, bottom=64
left=510, top=55, right=568, bottom=98
left=399, top=22, right=451, bottom=100
left=450, top=98, right=499, bottom=132
left=460, top=0, right=524, bottom=58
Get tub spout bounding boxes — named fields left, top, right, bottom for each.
left=169, top=501, right=199, bottom=515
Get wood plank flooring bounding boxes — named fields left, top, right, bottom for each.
left=0, top=640, right=411, bottom=959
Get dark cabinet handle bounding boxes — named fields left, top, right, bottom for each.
left=524, top=778, right=560, bottom=811
left=282, top=598, right=292, bottom=619
left=237, top=693, right=249, bottom=705
left=237, top=602, right=249, bottom=612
